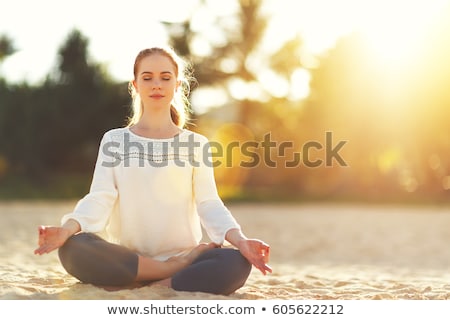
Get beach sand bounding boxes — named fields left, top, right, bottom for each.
left=1, top=200, right=450, bottom=300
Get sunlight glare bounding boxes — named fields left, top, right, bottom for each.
left=289, top=68, right=310, bottom=100
left=258, top=70, right=290, bottom=98
left=355, top=0, right=448, bottom=69
left=229, top=78, right=269, bottom=101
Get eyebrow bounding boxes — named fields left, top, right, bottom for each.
left=140, top=71, right=173, bottom=75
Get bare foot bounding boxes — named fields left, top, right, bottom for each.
left=150, top=277, right=172, bottom=288
left=185, top=242, right=217, bottom=263
left=168, top=242, right=217, bottom=267
left=149, top=243, right=217, bottom=289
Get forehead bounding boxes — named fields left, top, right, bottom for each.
left=137, top=54, right=177, bottom=73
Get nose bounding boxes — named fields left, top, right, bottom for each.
left=152, top=79, right=161, bottom=89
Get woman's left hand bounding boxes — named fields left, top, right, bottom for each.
left=238, top=238, right=272, bottom=275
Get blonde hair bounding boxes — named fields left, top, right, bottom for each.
left=127, top=47, right=193, bottom=128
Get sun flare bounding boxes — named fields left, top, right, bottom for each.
left=354, top=0, right=448, bottom=69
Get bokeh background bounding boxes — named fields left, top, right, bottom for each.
left=1, top=0, right=450, bottom=205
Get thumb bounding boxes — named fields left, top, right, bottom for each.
left=38, top=226, right=46, bottom=246
left=38, top=225, right=46, bottom=235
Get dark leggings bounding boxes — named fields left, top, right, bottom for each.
left=58, top=233, right=252, bottom=295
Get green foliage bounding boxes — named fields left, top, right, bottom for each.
left=0, top=28, right=130, bottom=192
left=0, top=3, right=449, bottom=203
left=0, top=34, right=16, bottom=63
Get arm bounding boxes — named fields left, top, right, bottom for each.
left=225, top=228, right=272, bottom=275
left=193, top=134, right=272, bottom=275
left=193, top=135, right=241, bottom=244
left=35, top=132, right=117, bottom=255
left=60, top=132, right=118, bottom=232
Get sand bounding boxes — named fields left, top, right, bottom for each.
left=1, top=200, right=450, bottom=300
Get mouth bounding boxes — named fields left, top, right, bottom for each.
left=150, top=94, right=164, bottom=99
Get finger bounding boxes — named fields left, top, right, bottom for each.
left=250, top=257, right=270, bottom=275
left=257, top=246, right=270, bottom=264
left=35, top=244, right=56, bottom=255
left=259, top=265, right=268, bottom=275
left=257, top=264, right=269, bottom=275
left=37, top=226, right=46, bottom=246
left=35, top=244, right=52, bottom=255
left=38, top=233, right=46, bottom=246
left=257, top=241, right=269, bottom=251
left=259, top=241, right=270, bottom=250
left=44, top=244, right=58, bottom=254
left=257, top=263, right=272, bottom=275
left=34, top=246, right=46, bottom=255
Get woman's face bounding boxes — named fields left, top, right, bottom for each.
left=133, top=54, right=179, bottom=108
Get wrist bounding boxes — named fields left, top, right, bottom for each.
left=60, top=227, right=73, bottom=242
left=61, top=219, right=80, bottom=239
left=225, top=228, right=248, bottom=249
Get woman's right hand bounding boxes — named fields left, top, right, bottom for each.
left=34, top=225, right=71, bottom=255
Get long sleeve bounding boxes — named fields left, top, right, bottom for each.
left=61, top=131, right=118, bottom=233
left=193, top=135, right=240, bottom=244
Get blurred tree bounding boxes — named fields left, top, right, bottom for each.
left=0, top=34, right=27, bottom=173
left=163, top=0, right=310, bottom=198
left=165, top=0, right=267, bottom=122
left=0, top=34, right=16, bottom=64
left=0, top=29, right=129, bottom=195
left=55, top=29, right=102, bottom=86
left=45, top=29, right=129, bottom=173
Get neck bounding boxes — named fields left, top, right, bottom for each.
left=132, top=105, right=181, bottom=139
left=140, top=107, right=173, bottom=129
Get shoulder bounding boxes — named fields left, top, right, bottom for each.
left=182, top=129, right=210, bottom=144
left=104, top=127, right=127, bottom=136
left=101, top=127, right=128, bottom=140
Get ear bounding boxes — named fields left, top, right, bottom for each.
left=132, top=79, right=138, bottom=93
left=175, top=80, right=181, bottom=91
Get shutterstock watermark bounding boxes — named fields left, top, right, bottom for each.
left=102, top=131, right=348, bottom=168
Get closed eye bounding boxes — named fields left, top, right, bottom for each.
left=141, top=76, right=171, bottom=81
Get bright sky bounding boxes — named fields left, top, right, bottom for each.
left=0, top=0, right=448, bottom=85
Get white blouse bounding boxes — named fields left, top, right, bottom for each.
left=61, top=127, right=240, bottom=261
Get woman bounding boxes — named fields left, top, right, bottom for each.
left=34, top=47, right=271, bottom=295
